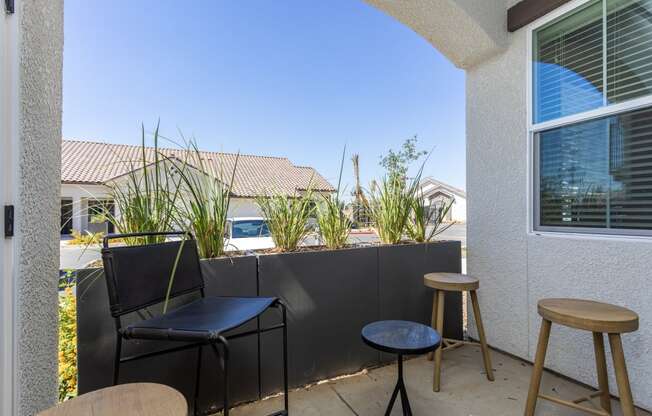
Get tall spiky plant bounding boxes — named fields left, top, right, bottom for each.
left=103, top=123, right=181, bottom=246
left=366, top=167, right=423, bottom=244
left=407, top=191, right=455, bottom=242
left=317, top=147, right=351, bottom=249
left=166, top=140, right=239, bottom=259
left=257, top=187, right=315, bottom=252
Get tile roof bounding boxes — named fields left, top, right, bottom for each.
left=61, top=140, right=334, bottom=198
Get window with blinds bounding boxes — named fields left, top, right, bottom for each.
left=608, top=0, right=652, bottom=103
left=536, top=107, right=652, bottom=232
left=534, top=0, right=604, bottom=123
left=533, top=0, right=652, bottom=123
left=533, top=0, right=652, bottom=235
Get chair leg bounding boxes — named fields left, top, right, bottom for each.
left=524, top=319, right=552, bottom=416
left=193, top=346, right=203, bottom=416
left=214, top=337, right=230, bottom=416
left=608, top=334, right=636, bottom=416
left=470, top=290, right=494, bottom=382
left=281, top=302, right=289, bottom=412
left=112, top=334, right=122, bottom=386
left=433, top=289, right=445, bottom=392
left=592, top=332, right=611, bottom=414
left=427, top=290, right=439, bottom=361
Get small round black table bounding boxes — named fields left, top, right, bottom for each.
left=361, top=320, right=441, bottom=416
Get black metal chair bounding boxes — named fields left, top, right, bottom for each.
left=101, top=231, right=288, bottom=416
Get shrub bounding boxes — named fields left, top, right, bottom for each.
left=257, top=189, right=315, bottom=252
left=67, top=229, right=103, bottom=246
left=58, top=286, right=77, bottom=402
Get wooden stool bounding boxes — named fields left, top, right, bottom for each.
left=525, top=298, right=639, bottom=416
left=37, top=383, right=188, bottom=416
left=423, top=272, right=494, bottom=392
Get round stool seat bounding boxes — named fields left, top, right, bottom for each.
left=538, top=298, right=638, bottom=333
left=37, top=383, right=187, bottom=416
left=362, top=320, right=441, bottom=355
left=423, top=272, right=479, bottom=292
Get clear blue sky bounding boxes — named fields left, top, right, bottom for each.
left=63, top=0, right=466, bottom=193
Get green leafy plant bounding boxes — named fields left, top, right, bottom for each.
left=317, top=147, right=351, bottom=249
left=89, top=212, right=108, bottom=224
left=58, top=285, right=77, bottom=402
left=67, top=229, right=103, bottom=246
left=379, top=135, right=427, bottom=181
left=257, top=188, right=316, bottom=252
left=407, top=192, right=455, bottom=242
left=166, top=141, right=239, bottom=259
left=103, top=123, right=181, bottom=246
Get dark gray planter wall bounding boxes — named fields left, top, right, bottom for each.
left=377, top=241, right=462, bottom=362
left=258, top=246, right=379, bottom=396
left=76, top=242, right=462, bottom=412
left=423, top=241, right=464, bottom=340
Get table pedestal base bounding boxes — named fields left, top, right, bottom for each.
left=385, top=354, right=412, bottom=416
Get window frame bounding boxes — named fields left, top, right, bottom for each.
left=527, top=0, right=652, bottom=237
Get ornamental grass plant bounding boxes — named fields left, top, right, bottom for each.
left=165, top=140, right=239, bottom=259
left=316, top=148, right=351, bottom=249
left=257, top=188, right=315, bottom=252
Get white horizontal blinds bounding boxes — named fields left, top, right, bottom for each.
left=608, top=107, right=652, bottom=228
left=538, top=107, right=652, bottom=230
left=538, top=119, right=609, bottom=227
left=607, top=0, right=652, bottom=103
left=533, top=0, right=604, bottom=123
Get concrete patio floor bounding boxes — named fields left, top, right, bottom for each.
left=230, top=346, right=650, bottom=416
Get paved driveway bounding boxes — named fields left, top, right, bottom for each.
left=348, top=223, right=466, bottom=247
left=60, top=242, right=101, bottom=270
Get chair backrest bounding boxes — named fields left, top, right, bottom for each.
left=101, top=232, right=204, bottom=317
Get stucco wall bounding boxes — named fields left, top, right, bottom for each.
left=366, top=0, right=506, bottom=68
left=465, top=7, right=652, bottom=411
left=15, top=0, right=64, bottom=414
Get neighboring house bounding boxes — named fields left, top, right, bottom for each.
left=60, top=140, right=334, bottom=235
left=418, top=177, right=466, bottom=223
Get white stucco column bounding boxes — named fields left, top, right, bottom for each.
left=12, top=1, right=64, bottom=414
left=71, top=196, right=82, bottom=233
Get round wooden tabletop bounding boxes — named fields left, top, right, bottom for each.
left=538, top=298, right=639, bottom=333
left=37, top=383, right=188, bottom=416
left=423, top=272, right=479, bottom=292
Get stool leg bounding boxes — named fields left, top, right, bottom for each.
left=427, top=290, right=439, bottom=361
left=524, top=319, right=551, bottom=416
left=608, top=334, right=636, bottom=416
left=470, top=290, right=494, bottom=382
left=592, top=332, right=611, bottom=414
left=433, top=290, right=445, bottom=392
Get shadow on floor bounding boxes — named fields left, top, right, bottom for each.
left=229, top=347, right=650, bottom=416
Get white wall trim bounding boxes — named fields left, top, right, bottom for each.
left=1, top=1, right=20, bottom=414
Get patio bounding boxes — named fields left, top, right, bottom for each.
left=4, top=0, right=652, bottom=415
left=232, top=347, right=651, bottom=416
